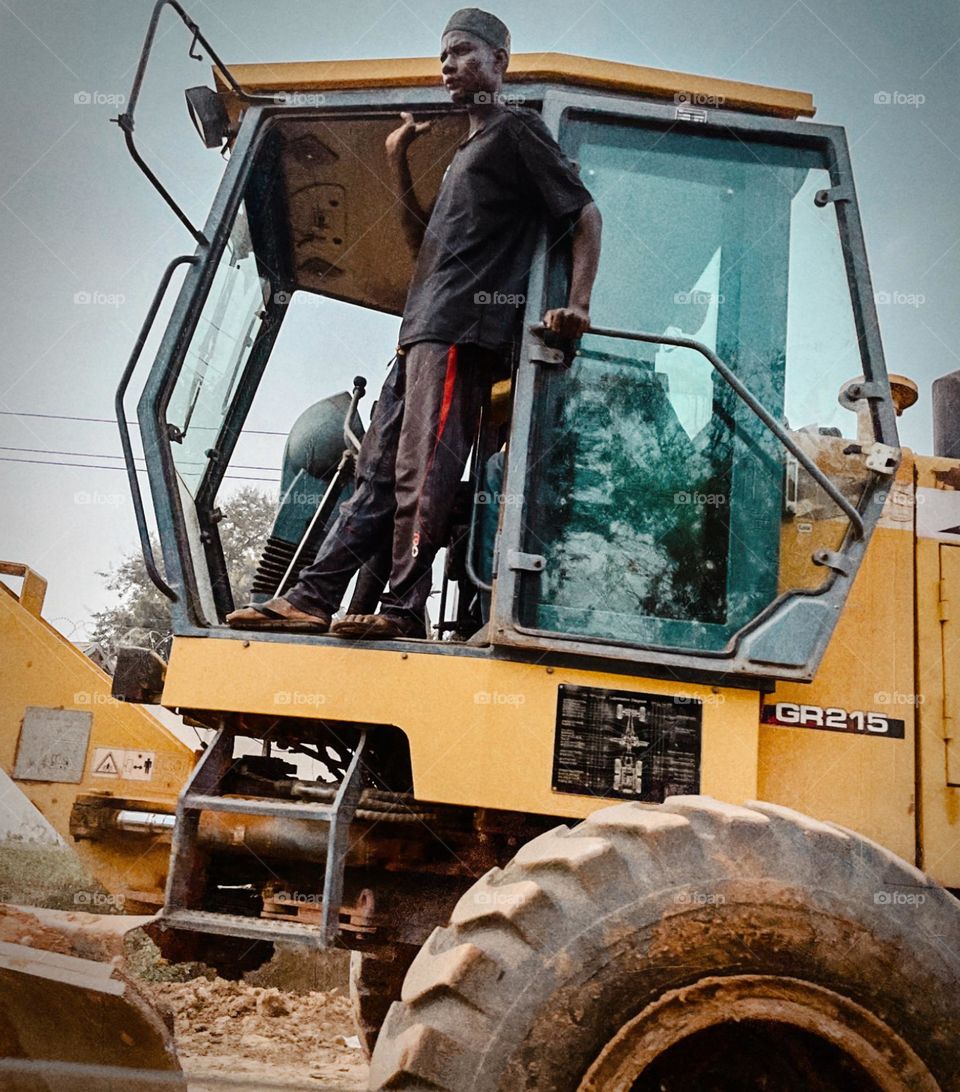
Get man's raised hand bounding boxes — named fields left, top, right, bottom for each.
left=386, top=111, right=433, bottom=160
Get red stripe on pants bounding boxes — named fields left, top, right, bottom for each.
left=436, top=344, right=459, bottom=446
left=412, top=345, right=458, bottom=555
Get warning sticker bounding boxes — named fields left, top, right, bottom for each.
left=92, top=748, right=122, bottom=778
left=91, top=747, right=155, bottom=780
left=552, top=685, right=701, bottom=802
left=122, top=751, right=156, bottom=780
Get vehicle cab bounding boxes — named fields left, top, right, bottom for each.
left=124, top=50, right=899, bottom=686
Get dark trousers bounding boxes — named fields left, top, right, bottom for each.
left=285, top=340, right=502, bottom=625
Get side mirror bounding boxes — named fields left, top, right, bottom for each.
left=185, top=85, right=231, bottom=149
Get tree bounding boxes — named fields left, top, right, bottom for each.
left=90, top=486, right=276, bottom=663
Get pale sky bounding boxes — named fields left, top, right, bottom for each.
left=1, top=0, right=958, bottom=634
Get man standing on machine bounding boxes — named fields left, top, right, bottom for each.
left=228, top=7, right=602, bottom=639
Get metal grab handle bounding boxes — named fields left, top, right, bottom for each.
left=533, top=323, right=866, bottom=539
left=116, top=254, right=199, bottom=602
left=465, top=491, right=493, bottom=593
left=114, top=0, right=280, bottom=245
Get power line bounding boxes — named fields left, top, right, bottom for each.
left=0, top=410, right=287, bottom=436
left=0, top=456, right=279, bottom=483
left=0, top=445, right=280, bottom=472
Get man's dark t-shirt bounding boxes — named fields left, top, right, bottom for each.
left=397, top=105, right=594, bottom=352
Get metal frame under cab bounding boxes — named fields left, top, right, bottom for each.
left=123, top=78, right=899, bottom=685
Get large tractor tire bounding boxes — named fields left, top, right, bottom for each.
left=369, top=797, right=960, bottom=1091
left=350, top=945, right=419, bottom=1058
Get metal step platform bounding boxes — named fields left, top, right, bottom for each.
left=160, top=727, right=368, bottom=946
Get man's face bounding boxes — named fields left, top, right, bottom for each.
left=440, top=30, right=507, bottom=104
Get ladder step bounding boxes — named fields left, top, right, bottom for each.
left=183, top=793, right=336, bottom=822
left=162, top=908, right=329, bottom=946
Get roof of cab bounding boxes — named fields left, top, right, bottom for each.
left=214, top=52, right=815, bottom=119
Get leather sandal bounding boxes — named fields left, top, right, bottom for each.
left=329, top=613, right=421, bottom=640
left=226, top=598, right=331, bottom=632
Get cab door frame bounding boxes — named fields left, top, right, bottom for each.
left=490, top=87, right=900, bottom=684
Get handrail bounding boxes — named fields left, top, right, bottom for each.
left=536, top=324, right=866, bottom=539
left=465, top=473, right=493, bottom=593
left=115, top=254, right=199, bottom=602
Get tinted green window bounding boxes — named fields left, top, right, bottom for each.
left=519, top=115, right=866, bottom=652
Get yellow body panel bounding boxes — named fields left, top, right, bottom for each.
left=0, top=567, right=193, bottom=904
left=215, top=52, right=815, bottom=119
left=914, top=457, right=960, bottom=887
left=761, top=520, right=917, bottom=864
left=158, top=455, right=960, bottom=886
left=760, top=451, right=960, bottom=888
left=162, top=640, right=759, bottom=817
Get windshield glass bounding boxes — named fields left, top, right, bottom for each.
left=166, top=204, right=269, bottom=496
left=518, top=114, right=874, bottom=653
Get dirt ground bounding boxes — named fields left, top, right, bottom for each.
left=146, top=976, right=369, bottom=1091
left=125, top=929, right=370, bottom=1090
left=0, top=841, right=372, bottom=1089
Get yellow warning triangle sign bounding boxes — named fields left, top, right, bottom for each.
left=94, top=751, right=120, bottom=775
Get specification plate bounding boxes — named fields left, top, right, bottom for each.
left=552, top=685, right=701, bottom=801
left=14, top=707, right=92, bottom=783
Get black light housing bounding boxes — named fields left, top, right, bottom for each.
left=185, top=85, right=231, bottom=149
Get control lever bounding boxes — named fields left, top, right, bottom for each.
left=343, top=375, right=366, bottom=455
left=277, top=376, right=368, bottom=595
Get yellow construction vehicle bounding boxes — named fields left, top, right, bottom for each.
left=5, top=1, right=960, bottom=1087
left=0, top=561, right=190, bottom=1087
